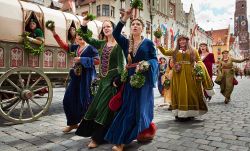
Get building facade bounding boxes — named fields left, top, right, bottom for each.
left=234, top=0, right=250, bottom=70
left=74, top=0, right=212, bottom=51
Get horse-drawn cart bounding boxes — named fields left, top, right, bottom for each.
left=0, top=0, right=102, bottom=123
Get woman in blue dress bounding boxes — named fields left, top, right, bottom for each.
left=104, top=9, right=158, bottom=151
left=50, top=28, right=99, bottom=133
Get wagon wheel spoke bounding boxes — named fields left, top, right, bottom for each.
left=26, top=100, right=34, bottom=118
left=29, top=98, right=44, bottom=110
left=26, top=71, right=32, bottom=87
left=0, top=96, right=18, bottom=105
left=0, top=89, right=19, bottom=95
left=30, top=77, right=43, bottom=90
left=19, top=100, right=25, bottom=119
left=33, top=86, right=48, bottom=93
left=7, top=99, right=21, bottom=115
left=17, top=71, right=24, bottom=88
left=6, top=78, right=21, bottom=91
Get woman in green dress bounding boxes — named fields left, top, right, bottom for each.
left=155, top=35, right=213, bottom=119
left=217, top=50, right=249, bottom=104
left=75, top=19, right=125, bottom=148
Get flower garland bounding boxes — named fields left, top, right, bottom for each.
left=163, top=79, right=170, bottom=90
left=45, top=20, right=55, bottom=31
left=193, top=64, right=204, bottom=81
left=23, top=32, right=44, bottom=55
left=121, top=61, right=149, bottom=88
left=90, top=78, right=100, bottom=96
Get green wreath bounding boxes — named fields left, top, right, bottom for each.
left=131, top=0, right=143, bottom=10
left=154, top=28, right=162, bottom=38
left=45, top=20, right=55, bottom=31
left=121, top=69, right=128, bottom=82
left=85, top=14, right=96, bottom=21
left=76, top=28, right=93, bottom=39
left=130, top=72, right=145, bottom=88
left=163, top=79, right=170, bottom=90
left=193, top=64, right=204, bottom=81
left=23, top=32, right=44, bottom=55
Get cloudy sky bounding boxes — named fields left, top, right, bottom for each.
left=181, top=0, right=250, bottom=33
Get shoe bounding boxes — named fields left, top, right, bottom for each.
left=87, top=140, right=98, bottom=149
left=112, top=145, right=124, bottom=151
left=224, top=98, right=229, bottom=104
left=62, top=124, right=78, bottom=133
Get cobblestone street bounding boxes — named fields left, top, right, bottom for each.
left=1, top=77, right=250, bottom=151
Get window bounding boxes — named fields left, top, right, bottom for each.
left=102, top=5, right=110, bottom=16
left=97, top=5, right=101, bottom=16
left=111, top=6, right=115, bottom=17
left=146, top=21, right=151, bottom=34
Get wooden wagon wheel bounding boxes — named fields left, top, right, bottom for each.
left=0, top=67, right=53, bottom=123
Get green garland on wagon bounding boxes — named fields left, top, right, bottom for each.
left=45, top=20, right=55, bottom=31
left=23, top=32, right=44, bottom=55
left=131, top=0, right=143, bottom=10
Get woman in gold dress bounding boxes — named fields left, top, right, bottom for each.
left=217, top=50, right=249, bottom=104
left=156, top=35, right=213, bottom=120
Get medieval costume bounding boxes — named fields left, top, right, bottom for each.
left=198, top=42, right=215, bottom=100
left=104, top=20, right=158, bottom=145
left=217, top=50, right=249, bottom=104
left=157, top=35, right=213, bottom=118
left=75, top=25, right=125, bottom=145
left=53, top=33, right=99, bottom=130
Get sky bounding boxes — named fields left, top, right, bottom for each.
left=181, top=0, right=250, bottom=33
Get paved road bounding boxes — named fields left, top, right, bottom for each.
left=1, top=77, right=250, bottom=151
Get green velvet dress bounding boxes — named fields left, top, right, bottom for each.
left=75, top=25, right=125, bottom=144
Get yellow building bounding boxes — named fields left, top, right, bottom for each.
left=206, top=27, right=230, bottom=64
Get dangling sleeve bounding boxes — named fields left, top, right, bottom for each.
left=157, top=46, right=174, bottom=56
left=231, top=57, right=247, bottom=63
left=147, top=40, right=159, bottom=87
left=195, top=50, right=213, bottom=90
left=80, top=46, right=99, bottom=68
left=112, top=21, right=129, bottom=57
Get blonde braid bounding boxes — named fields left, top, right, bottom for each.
left=127, top=36, right=134, bottom=64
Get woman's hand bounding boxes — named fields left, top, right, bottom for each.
left=73, top=57, right=80, bottom=63
left=154, top=38, right=161, bottom=47
left=82, top=17, right=90, bottom=26
left=121, top=8, right=132, bottom=22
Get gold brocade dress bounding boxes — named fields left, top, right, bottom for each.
left=218, top=57, right=246, bottom=100
left=162, top=68, right=173, bottom=105
left=158, top=46, right=213, bottom=118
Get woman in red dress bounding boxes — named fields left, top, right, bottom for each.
left=198, top=43, right=215, bottom=100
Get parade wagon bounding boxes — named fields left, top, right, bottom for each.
left=0, top=0, right=102, bottom=123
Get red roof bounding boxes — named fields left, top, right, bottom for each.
left=206, top=28, right=229, bottom=46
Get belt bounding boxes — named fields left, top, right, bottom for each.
left=126, top=63, right=139, bottom=69
left=176, top=61, right=191, bottom=64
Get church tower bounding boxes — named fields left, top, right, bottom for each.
left=234, top=0, right=249, bottom=51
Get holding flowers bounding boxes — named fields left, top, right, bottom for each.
left=104, top=8, right=158, bottom=151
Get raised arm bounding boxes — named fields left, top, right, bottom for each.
left=157, top=46, right=174, bottom=56
left=80, top=25, right=105, bottom=50
left=53, top=31, right=69, bottom=51
left=112, top=21, right=129, bottom=56
left=231, top=57, right=249, bottom=63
